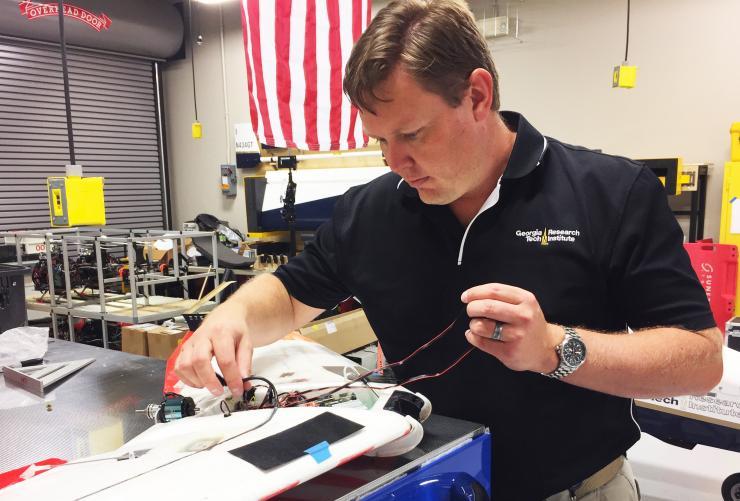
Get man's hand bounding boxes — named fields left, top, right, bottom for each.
left=173, top=273, right=323, bottom=398
left=174, top=300, right=254, bottom=398
left=461, top=283, right=562, bottom=373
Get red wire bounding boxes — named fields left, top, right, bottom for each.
left=290, top=307, right=469, bottom=405
left=393, top=347, right=475, bottom=387
left=381, top=308, right=463, bottom=371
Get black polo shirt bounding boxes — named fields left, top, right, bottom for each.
left=274, top=111, right=714, bottom=500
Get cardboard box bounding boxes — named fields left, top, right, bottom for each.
left=298, top=309, right=377, bottom=354
left=121, top=323, right=160, bottom=356
left=147, top=325, right=189, bottom=360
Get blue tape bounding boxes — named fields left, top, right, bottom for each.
left=304, top=441, right=331, bottom=464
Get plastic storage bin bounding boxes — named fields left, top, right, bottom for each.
left=683, top=242, right=737, bottom=334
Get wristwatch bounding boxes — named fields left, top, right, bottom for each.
left=543, top=326, right=587, bottom=379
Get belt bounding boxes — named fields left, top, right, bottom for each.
left=568, top=456, right=625, bottom=499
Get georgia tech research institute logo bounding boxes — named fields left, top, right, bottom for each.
left=515, top=228, right=581, bottom=246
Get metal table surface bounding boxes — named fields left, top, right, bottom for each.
left=0, top=341, right=487, bottom=499
left=0, top=339, right=165, bottom=472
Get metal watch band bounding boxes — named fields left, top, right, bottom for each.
left=543, top=326, right=582, bottom=380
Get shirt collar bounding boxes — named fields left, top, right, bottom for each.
left=500, top=111, right=547, bottom=180
left=397, top=111, right=546, bottom=199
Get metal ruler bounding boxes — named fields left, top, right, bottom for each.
left=3, top=358, right=95, bottom=397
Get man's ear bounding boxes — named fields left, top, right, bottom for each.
left=468, top=68, right=494, bottom=122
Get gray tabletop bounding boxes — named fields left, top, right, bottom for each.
left=0, top=339, right=165, bottom=472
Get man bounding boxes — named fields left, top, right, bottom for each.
left=176, top=1, right=723, bottom=499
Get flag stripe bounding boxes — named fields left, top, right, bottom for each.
left=337, top=0, right=354, bottom=150
left=247, top=0, right=274, bottom=146
left=275, top=0, right=295, bottom=148
left=327, top=0, right=342, bottom=150
left=346, top=0, right=363, bottom=149
left=363, top=0, right=370, bottom=146
left=259, top=1, right=284, bottom=147
left=240, top=0, right=260, bottom=138
left=315, top=0, right=331, bottom=150
left=289, top=1, right=307, bottom=149
left=303, top=0, right=318, bottom=150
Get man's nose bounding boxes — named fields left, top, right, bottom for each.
left=383, top=141, right=414, bottom=174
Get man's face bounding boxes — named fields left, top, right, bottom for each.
left=360, top=68, right=482, bottom=206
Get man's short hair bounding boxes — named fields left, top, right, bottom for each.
left=343, top=0, right=500, bottom=113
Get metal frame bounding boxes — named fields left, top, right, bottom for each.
left=641, top=161, right=709, bottom=243
left=673, top=164, right=709, bottom=242
left=1, top=227, right=219, bottom=348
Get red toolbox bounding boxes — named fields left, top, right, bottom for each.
left=683, top=241, right=737, bottom=334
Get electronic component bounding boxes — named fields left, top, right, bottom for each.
left=192, top=121, right=202, bottom=139
left=220, top=164, right=237, bottom=197
left=31, top=245, right=125, bottom=295
left=382, top=390, right=426, bottom=422
left=612, top=64, right=637, bottom=88
left=137, top=392, right=198, bottom=423
left=304, top=392, right=365, bottom=410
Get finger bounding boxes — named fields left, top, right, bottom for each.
left=465, top=329, right=507, bottom=357
left=175, top=362, right=201, bottom=389
left=469, top=318, right=520, bottom=343
left=461, top=283, right=529, bottom=305
left=212, top=334, right=243, bottom=397
left=190, top=337, right=223, bottom=396
left=468, top=317, right=507, bottom=341
left=174, top=343, right=202, bottom=388
left=236, top=339, right=254, bottom=391
left=465, top=299, right=519, bottom=323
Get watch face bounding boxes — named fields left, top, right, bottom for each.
left=562, top=337, right=586, bottom=367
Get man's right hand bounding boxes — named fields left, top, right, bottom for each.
left=173, top=273, right=325, bottom=398
left=174, top=299, right=254, bottom=398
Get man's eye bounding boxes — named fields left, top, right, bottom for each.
left=402, top=132, right=418, bottom=141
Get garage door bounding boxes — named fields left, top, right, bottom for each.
left=0, top=39, right=167, bottom=231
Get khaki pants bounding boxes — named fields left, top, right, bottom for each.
left=544, top=459, right=639, bottom=501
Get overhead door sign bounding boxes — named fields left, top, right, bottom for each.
left=19, top=1, right=111, bottom=32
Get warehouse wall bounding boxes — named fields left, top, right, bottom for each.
left=163, top=2, right=251, bottom=231
left=163, top=0, right=740, bottom=239
left=478, top=0, right=740, bottom=240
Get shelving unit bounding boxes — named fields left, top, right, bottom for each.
left=1, top=227, right=221, bottom=348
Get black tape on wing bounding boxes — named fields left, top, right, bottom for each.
left=228, top=411, right=364, bottom=470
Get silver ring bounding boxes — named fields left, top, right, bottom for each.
left=491, top=321, right=505, bottom=341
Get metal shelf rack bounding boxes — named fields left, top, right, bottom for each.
left=1, top=227, right=220, bottom=348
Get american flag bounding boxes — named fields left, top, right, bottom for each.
left=240, top=0, right=371, bottom=151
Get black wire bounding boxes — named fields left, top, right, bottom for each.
left=57, top=0, right=75, bottom=164
left=625, top=0, right=631, bottom=62
left=188, top=0, right=199, bottom=121
left=220, top=399, right=232, bottom=417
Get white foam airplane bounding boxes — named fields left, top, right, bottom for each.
left=1, top=339, right=431, bottom=500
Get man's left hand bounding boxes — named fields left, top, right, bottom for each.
left=462, top=283, right=563, bottom=373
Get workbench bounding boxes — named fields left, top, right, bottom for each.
left=0, top=340, right=491, bottom=499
